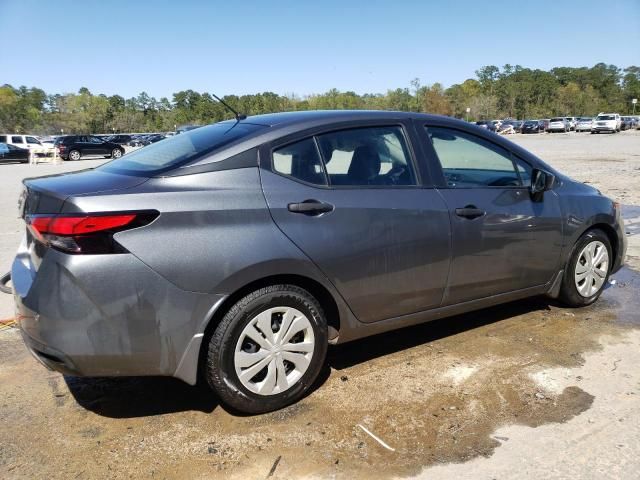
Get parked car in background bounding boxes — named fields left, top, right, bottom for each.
left=0, top=134, right=49, bottom=153
left=512, top=120, right=524, bottom=133
left=12, top=110, right=626, bottom=414
left=475, top=120, right=496, bottom=131
left=128, top=134, right=148, bottom=147
left=620, top=117, right=633, bottom=131
left=548, top=117, right=570, bottom=133
left=564, top=117, right=577, bottom=131
left=575, top=117, right=594, bottom=132
left=54, top=135, right=125, bottom=160
left=497, top=122, right=516, bottom=134
left=521, top=120, right=544, bottom=133
left=39, top=137, right=57, bottom=148
left=106, top=134, right=133, bottom=146
left=591, top=113, right=621, bottom=134
left=0, top=143, right=30, bottom=163
left=539, top=119, right=549, bottom=131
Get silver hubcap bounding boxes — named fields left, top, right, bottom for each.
left=574, top=240, right=609, bottom=297
left=70, top=151, right=80, bottom=160
left=113, top=150, right=121, bottom=158
left=234, top=306, right=315, bottom=396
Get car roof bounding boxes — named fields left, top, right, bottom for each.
left=238, top=110, right=450, bottom=128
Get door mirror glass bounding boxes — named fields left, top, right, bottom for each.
left=531, top=169, right=555, bottom=195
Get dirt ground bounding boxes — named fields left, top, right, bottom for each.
left=0, top=130, right=639, bottom=479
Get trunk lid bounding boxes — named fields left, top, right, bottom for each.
left=20, top=168, right=149, bottom=217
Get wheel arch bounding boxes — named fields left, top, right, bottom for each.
left=193, top=273, right=342, bottom=385
left=585, top=223, right=619, bottom=264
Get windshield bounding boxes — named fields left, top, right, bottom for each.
left=596, top=115, right=615, bottom=121
left=550, top=118, right=564, bottom=122
left=99, top=122, right=266, bottom=175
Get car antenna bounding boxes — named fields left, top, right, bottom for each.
left=212, top=94, right=246, bottom=121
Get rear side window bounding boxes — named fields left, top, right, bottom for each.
left=12, top=136, right=24, bottom=143
left=26, top=136, right=40, bottom=144
left=100, top=122, right=266, bottom=175
left=427, top=127, right=523, bottom=188
left=273, top=138, right=327, bottom=186
left=316, top=126, right=417, bottom=186
left=0, top=136, right=7, bottom=143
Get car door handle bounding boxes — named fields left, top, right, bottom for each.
left=287, top=200, right=334, bottom=215
left=455, top=206, right=486, bottom=219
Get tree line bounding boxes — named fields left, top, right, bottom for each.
left=1, top=63, right=638, bottom=135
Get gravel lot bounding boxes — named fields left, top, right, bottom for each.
left=0, top=131, right=639, bottom=479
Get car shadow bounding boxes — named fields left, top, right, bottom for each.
left=65, top=296, right=552, bottom=419
left=64, top=375, right=219, bottom=418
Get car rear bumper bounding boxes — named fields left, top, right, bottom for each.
left=12, top=236, right=223, bottom=384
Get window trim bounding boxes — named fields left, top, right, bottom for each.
left=267, top=122, right=423, bottom=190
left=424, top=125, right=533, bottom=190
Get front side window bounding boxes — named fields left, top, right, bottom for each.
left=427, top=127, right=523, bottom=188
left=316, top=126, right=417, bottom=186
left=273, top=138, right=327, bottom=186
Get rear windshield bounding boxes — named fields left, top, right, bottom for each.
left=596, top=115, right=615, bottom=121
left=550, top=118, right=564, bottom=122
left=99, top=122, right=266, bottom=175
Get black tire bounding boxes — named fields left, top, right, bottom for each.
left=559, top=229, right=612, bottom=307
left=68, top=149, right=81, bottom=161
left=205, top=284, right=328, bottom=414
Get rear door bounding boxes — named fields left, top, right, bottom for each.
left=260, top=122, right=451, bottom=324
left=87, top=136, right=109, bottom=155
left=418, top=124, right=563, bottom=305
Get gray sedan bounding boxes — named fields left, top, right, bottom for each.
left=10, top=111, right=626, bottom=413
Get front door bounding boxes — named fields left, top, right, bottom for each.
left=421, top=125, right=563, bottom=305
left=260, top=124, right=451, bottom=323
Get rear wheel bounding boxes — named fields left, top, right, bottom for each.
left=559, top=229, right=611, bottom=307
left=68, top=150, right=81, bottom=161
left=111, top=148, right=123, bottom=159
left=205, top=285, right=328, bottom=414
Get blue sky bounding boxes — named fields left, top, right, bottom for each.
left=1, top=0, right=639, bottom=99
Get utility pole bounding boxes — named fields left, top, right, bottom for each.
left=633, top=98, right=637, bottom=115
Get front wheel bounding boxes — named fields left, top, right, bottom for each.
left=205, top=285, right=328, bottom=414
left=559, top=229, right=612, bottom=307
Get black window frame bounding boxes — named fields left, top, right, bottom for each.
left=266, top=121, right=424, bottom=190
left=422, top=124, right=534, bottom=190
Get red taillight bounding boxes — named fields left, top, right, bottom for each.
left=27, top=212, right=157, bottom=254
left=30, top=214, right=136, bottom=236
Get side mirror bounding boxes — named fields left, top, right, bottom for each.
left=530, top=169, right=555, bottom=200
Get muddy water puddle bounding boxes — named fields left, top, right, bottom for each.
left=1, top=268, right=639, bottom=479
